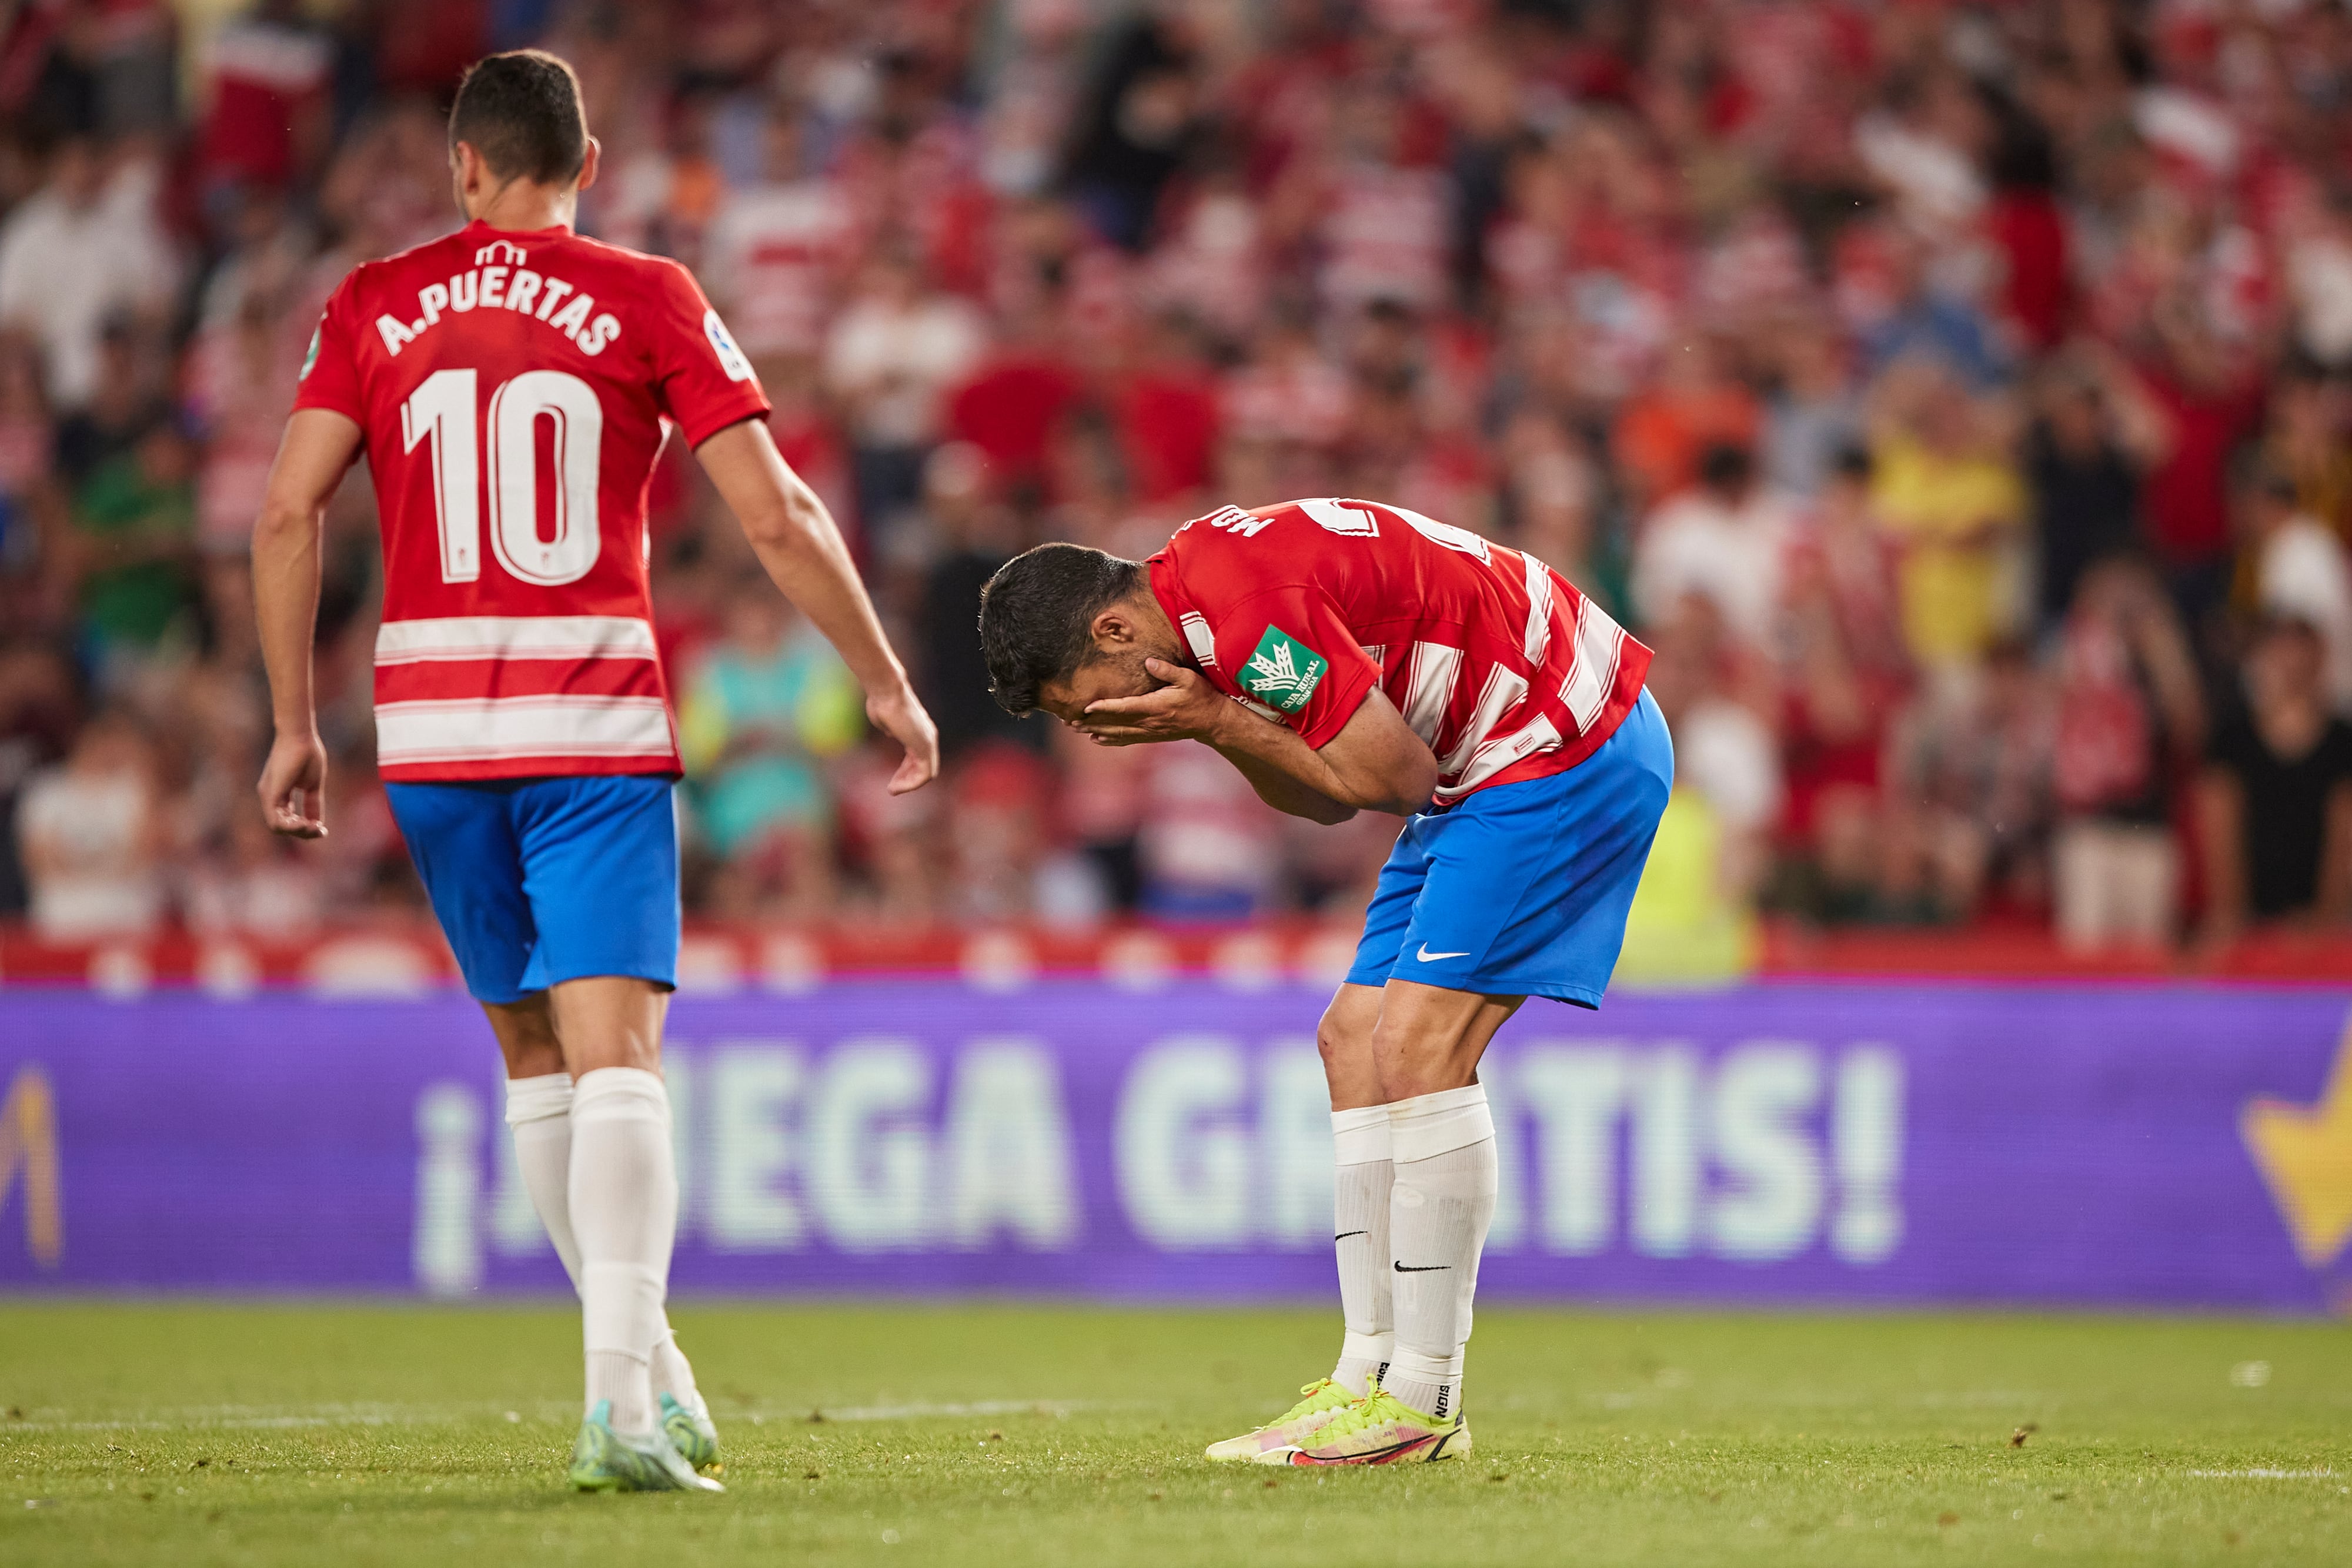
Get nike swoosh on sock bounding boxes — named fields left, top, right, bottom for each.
left=1393, top=1262, right=1451, bottom=1272
left=1334, top=1230, right=1369, bottom=1242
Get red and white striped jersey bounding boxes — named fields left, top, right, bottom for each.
left=294, top=219, right=771, bottom=782
left=1147, top=499, right=1652, bottom=807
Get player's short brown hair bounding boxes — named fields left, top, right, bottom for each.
left=979, top=544, right=1145, bottom=715
left=449, top=49, right=588, bottom=186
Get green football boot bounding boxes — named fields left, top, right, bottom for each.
left=568, top=1399, right=724, bottom=1493
left=660, top=1391, right=720, bottom=1472
left=1258, top=1382, right=1469, bottom=1466
left=1204, top=1378, right=1361, bottom=1462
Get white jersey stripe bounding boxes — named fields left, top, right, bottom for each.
left=1437, top=664, right=1529, bottom=777
left=1559, top=597, right=1627, bottom=735
left=374, top=695, right=673, bottom=765
left=1519, top=550, right=1554, bottom=667
left=1401, top=641, right=1465, bottom=747
left=1436, top=713, right=1563, bottom=802
left=1180, top=611, right=1219, bottom=668
left=375, top=615, right=659, bottom=664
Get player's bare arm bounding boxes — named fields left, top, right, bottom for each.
left=694, top=419, right=938, bottom=795
left=1081, top=658, right=1438, bottom=820
left=252, top=407, right=364, bottom=839
left=1074, top=653, right=1357, bottom=822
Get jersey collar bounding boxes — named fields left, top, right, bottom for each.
left=1145, top=551, right=1205, bottom=676
left=462, top=217, right=574, bottom=240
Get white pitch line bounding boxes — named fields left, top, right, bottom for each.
left=753, top=1399, right=1098, bottom=1423
left=2185, top=1469, right=2336, bottom=1479
left=6, top=1413, right=416, bottom=1434
left=2, top=1400, right=532, bottom=1433
left=3, top=1398, right=1105, bottom=1434
left=12, top=1417, right=364, bottom=1433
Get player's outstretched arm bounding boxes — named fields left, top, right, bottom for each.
left=252, top=408, right=363, bottom=839
left=1084, top=660, right=1439, bottom=819
left=694, top=419, right=939, bottom=795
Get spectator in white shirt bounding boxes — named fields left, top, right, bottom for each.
left=0, top=138, right=179, bottom=411
left=703, top=108, right=854, bottom=362
left=824, top=250, right=987, bottom=534
left=2243, top=462, right=2352, bottom=715
left=1632, top=442, right=1801, bottom=649
left=14, top=707, right=164, bottom=939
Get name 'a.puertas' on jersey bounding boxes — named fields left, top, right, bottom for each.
left=370, top=240, right=620, bottom=359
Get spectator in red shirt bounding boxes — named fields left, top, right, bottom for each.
left=1775, top=447, right=1910, bottom=920
left=946, top=293, right=1084, bottom=500
left=1980, top=85, right=2071, bottom=355
left=2134, top=309, right=2265, bottom=631
left=194, top=1, right=331, bottom=201
left=1108, top=311, right=1220, bottom=505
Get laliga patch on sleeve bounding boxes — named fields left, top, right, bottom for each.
left=1238, top=625, right=1328, bottom=714
left=703, top=308, right=755, bottom=383
left=300, top=323, right=322, bottom=380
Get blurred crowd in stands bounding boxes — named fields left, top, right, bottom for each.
left=4, top=0, right=2352, bottom=962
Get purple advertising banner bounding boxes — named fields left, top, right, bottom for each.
left=2, top=981, right=2350, bottom=1309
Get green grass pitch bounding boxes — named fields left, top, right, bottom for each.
left=2, top=1302, right=2347, bottom=1566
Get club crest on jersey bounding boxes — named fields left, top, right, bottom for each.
left=1239, top=626, right=1327, bottom=713
left=475, top=239, right=529, bottom=266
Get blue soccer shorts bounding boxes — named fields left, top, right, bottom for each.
left=1347, top=687, right=1674, bottom=1007
left=385, top=774, right=681, bottom=1004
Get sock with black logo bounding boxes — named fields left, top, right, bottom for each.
left=1382, top=1084, right=1497, bottom=1423
left=1329, top=1105, right=1394, bottom=1398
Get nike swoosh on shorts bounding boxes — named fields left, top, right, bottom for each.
left=1415, top=944, right=1471, bottom=961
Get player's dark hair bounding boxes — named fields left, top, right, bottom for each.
left=978, top=544, right=1145, bottom=716
left=449, top=50, right=589, bottom=186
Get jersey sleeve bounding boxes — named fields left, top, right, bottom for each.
left=1212, top=584, right=1383, bottom=750
left=646, top=259, right=771, bottom=447
left=290, top=273, right=365, bottom=423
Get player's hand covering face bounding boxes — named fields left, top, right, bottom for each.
left=1078, top=658, right=1232, bottom=746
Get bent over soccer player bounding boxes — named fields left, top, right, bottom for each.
left=250, top=52, right=938, bottom=1492
left=980, top=499, right=1670, bottom=1465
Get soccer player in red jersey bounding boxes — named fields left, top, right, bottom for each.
left=980, top=499, right=1672, bottom=1465
left=250, top=52, right=938, bottom=1492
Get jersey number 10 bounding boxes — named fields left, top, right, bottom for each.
left=403, top=368, right=606, bottom=588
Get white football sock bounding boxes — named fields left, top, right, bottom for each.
left=505, top=1073, right=703, bottom=1416
left=1329, top=1105, right=1394, bottom=1398
left=1383, top=1084, right=1497, bottom=1424
left=570, top=1067, right=677, bottom=1438
left=652, top=1328, right=703, bottom=1417
left=503, top=1074, right=584, bottom=1288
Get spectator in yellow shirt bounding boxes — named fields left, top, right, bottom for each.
left=1867, top=358, right=2029, bottom=670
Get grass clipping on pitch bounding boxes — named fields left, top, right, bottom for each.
left=2, top=1303, right=2348, bottom=1566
